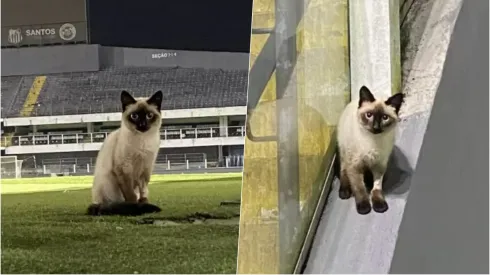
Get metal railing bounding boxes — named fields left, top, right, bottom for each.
left=3, top=126, right=245, bottom=147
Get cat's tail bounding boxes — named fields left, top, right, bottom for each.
left=86, top=202, right=162, bottom=216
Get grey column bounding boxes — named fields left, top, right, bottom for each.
left=219, top=116, right=228, bottom=137
left=275, top=0, right=301, bottom=273
left=389, top=0, right=489, bottom=273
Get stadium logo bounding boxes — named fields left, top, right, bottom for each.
left=7, top=29, right=23, bottom=44
left=25, top=28, right=56, bottom=36
left=59, top=23, right=76, bottom=41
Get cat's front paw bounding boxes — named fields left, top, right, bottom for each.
left=372, top=198, right=388, bottom=213
left=355, top=199, right=372, bottom=215
left=338, top=185, right=352, bottom=200
left=371, top=190, right=389, bottom=213
left=138, top=197, right=149, bottom=204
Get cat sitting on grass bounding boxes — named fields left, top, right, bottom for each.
left=86, top=90, right=164, bottom=216
left=336, top=86, right=404, bottom=215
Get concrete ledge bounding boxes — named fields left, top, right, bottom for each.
left=2, top=45, right=100, bottom=77
left=3, top=106, right=247, bottom=126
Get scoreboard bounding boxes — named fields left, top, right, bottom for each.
left=1, top=0, right=252, bottom=53
left=1, top=0, right=88, bottom=47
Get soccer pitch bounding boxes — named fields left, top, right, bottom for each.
left=1, top=173, right=242, bottom=274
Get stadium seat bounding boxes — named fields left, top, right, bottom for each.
left=3, top=67, right=248, bottom=117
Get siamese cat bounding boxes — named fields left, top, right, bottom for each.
left=336, top=86, right=404, bottom=215
left=86, top=90, right=164, bottom=216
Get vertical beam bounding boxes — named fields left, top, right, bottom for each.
left=237, top=0, right=280, bottom=272
left=349, top=0, right=401, bottom=100
left=275, top=0, right=300, bottom=273
left=217, top=145, right=223, bottom=165
left=87, top=122, right=93, bottom=133
left=219, top=116, right=228, bottom=137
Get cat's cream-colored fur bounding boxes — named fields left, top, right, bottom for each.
left=87, top=91, right=163, bottom=216
left=337, top=100, right=397, bottom=180
left=336, top=86, right=404, bottom=215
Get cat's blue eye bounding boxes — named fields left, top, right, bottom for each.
left=366, top=112, right=373, bottom=118
left=146, top=113, right=154, bottom=120
left=382, top=115, right=389, bottom=120
left=130, top=113, right=138, bottom=120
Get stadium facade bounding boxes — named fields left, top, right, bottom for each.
left=1, top=0, right=252, bottom=177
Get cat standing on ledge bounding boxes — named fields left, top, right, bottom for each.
left=86, top=90, right=164, bottom=216
left=336, top=86, right=404, bottom=215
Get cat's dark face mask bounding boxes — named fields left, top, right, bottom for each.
left=357, top=86, right=405, bottom=135
left=120, top=90, right=163, bottom=133
left=128, top=110, right=152, bottom=132
left=363, top=110, right=390, bottom=134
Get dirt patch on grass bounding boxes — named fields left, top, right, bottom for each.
left=135, top=212, right=240, bottom=226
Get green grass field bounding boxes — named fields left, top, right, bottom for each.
left=1, top=173, right=242, bottom=274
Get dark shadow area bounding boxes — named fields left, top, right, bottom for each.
left=332, top=145, right=413, bottom=195
left=383, top=146, right=413, bottom=195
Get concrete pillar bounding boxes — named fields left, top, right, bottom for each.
left=219, top=116, right=228, bottom=137
left=87, top=122, right=94, bottom=133
left=349, top=0, right=401, bottom=101
left=218, top=145, right=223, bottom=165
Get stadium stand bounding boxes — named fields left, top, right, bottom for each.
left=3, top=66, right=248, bottom=117
left=2, top=76, right=40, bottom=118
left=1, top=76, right=23, bottom=117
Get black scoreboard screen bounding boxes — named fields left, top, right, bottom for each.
left=87, top=0, right=253, bottom=52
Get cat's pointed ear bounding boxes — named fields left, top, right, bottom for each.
left=121, top=90, right=136, bottom=112
left=358, top=86, right=376, bottom=107
left=147, top=90, right=163, bottom=110
left=385, top=93, right=405, bottom=114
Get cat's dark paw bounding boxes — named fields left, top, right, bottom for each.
left=355, top=199, right=372, bottom=215
left=86, top=204, right=101, bottom=216
left=371, top=190, right=389, bottom=213
left=138, top=197, right=149, bottom=203
left=372, top=198, right=389, bottom=213
left=338, top=186, right=352, bottom=200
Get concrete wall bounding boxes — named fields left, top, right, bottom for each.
left=1, top=44, right=99, bottom=76
left=389, top=0, right=488, bottom=273
left=1, top=45, right=249, bottom=76
left=99, top=47, right=250, bottom=70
